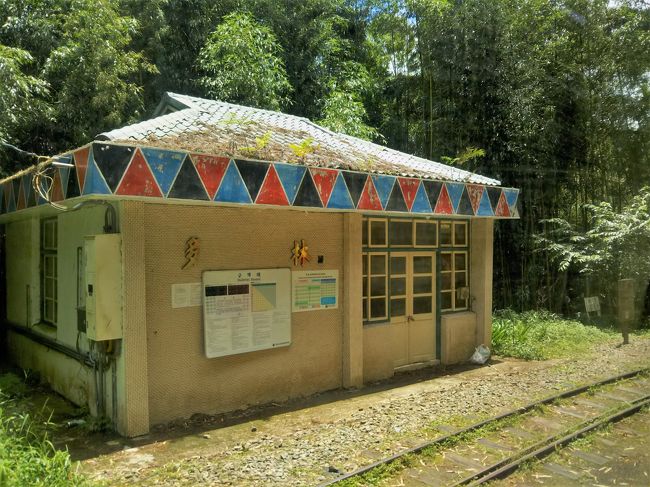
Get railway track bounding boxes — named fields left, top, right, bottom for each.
left=319, top=367, right=650, bottom=487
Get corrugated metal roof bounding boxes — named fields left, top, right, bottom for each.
left=98, top=92, right=500, bottom=185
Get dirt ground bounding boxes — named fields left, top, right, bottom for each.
left=6, top=335, right=650, bottom=486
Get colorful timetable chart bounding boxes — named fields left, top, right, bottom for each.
left=292, top=270, right=339, bottom=312
left=202, top=268, right=291, bottom=358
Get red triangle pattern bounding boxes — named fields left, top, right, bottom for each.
left=73, top=146, right=90, bottom=193
left=398, top=178, right=420, bottom=211
left=16, top=180, right=26, bottom=210
left=51, top=170, right=65, bottom=202
left=116, top=149, right=163, bottom=197
left=467, top=184, right=484, bottom=214
left=310, top=168, right=338, bottom=206
left=191, top=153, right=229, bottom=199
left=434, top=184, right=454, bottom=214
left=357, top=177, right=382, bottom=210
left=494, top=192, right=510, bottom=217
left=256, top=165, right=289, bottom=206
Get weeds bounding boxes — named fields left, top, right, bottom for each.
left=0, top=372, right=94, bottom=486
left=0, top=373, right=28, bottom=398
left=491, top=310, right=617, bottom=360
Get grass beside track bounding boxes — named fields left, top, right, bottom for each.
left=331, top=375, right=649, bottom=487
left=0, top=372, right=94, bottom=487
left=491, top=310, right=624, bottom=360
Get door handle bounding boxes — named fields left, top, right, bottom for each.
left=407, top=315, right=414, bottom=322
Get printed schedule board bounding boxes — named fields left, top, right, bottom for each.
left=292, top=270, right=339, bottom=312
left=202, top=268, right=291, bottom=358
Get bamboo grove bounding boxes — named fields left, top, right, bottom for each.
left=1, top=0, right=649, bottom=314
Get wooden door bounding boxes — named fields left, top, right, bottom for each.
left=391, top=252, right=436, bottom=367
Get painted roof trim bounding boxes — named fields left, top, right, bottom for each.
left=0, top=141, right=520, bottom=220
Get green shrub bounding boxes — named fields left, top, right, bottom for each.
left=492, top=310, right=616, bottom=360
left=0, top=373, right=28, bottom=398
left=0, top=389, right=92, bottom=486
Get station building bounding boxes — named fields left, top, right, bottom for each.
left=0, top=93, right=520, bottom=436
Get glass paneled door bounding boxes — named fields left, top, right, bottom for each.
left=390, top=252, right=436, bottom=367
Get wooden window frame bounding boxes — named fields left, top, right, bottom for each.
left=440, top=250, right=469, bottom=312
left=363, top=251, right=388, bottom=323
left=388, top=218, right=414, bottom=248
left=362, top=216, right=468, bottom=322
left=414, top=220, right=438, bottom=248
left=368, top=218, right=388, bottom=248
left=438, top=221, right=453, bottom=247
left=389, top=253, right=407, bottom=320
left=41, top=218, right=58, bottom=326
left=453, top=221, right=468, bottom=247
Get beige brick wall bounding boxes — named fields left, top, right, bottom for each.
left=441, top=312, right=477, bottom=364
left=119, top=201, right=150, bottom=436
left=142, top=203, right=344, bottom=425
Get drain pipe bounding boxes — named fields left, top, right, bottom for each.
left=6, top=322, right=94, bottom=367
left=90, top=341, right=105, bottom=418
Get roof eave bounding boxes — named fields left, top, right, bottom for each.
left=151, top=92, right=193, bottom=118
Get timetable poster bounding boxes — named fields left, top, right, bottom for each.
left=202, top=268, right=291, bottom=358
left=292, top=270, right=339, bottom=312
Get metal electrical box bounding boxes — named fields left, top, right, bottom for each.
left=85, top=234, right=123, bottom=341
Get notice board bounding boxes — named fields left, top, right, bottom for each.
left=202, top=268, right=291, bottom=358
left=292, top=270, right=339, bottom=312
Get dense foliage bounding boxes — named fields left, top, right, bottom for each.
left=0, top=374, right=90, bottom=486
left=491, top=310, right=615, bottom=360
left=536, top=187, right=650, bottom=315
left=197, top=12, right=291, bottom=110
left=1, top=0, right=649, bottom=311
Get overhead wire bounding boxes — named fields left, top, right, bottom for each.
left=0, top=139, right=73, bottom=211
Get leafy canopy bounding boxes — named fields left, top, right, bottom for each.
left=197, top=11, right=292, bottom=110
left=0, top=44, right=48, bottom=142
left=319, top=89, right=380, bottom=140
left=44, top=0, right=152, bottom=145
left=537, top=186, right=650, bottom=284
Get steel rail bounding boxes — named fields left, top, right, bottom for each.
left=462, top=395, right=650, bottom=486
left=319, top=367, right=649, bottom=487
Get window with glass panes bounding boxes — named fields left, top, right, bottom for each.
left=41, top=218, right=58, bottom=325
left=362, top=252, right=388, bottom=321
left=362, top=217, right=469, bottom=322
left=440, top=220, right=469, bottom=311
left=440, top=251, right=468, bottom=311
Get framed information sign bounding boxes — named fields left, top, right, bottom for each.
left=202, top=268, right=291, bottom=358
left=292, top=270, right=339, bottom=312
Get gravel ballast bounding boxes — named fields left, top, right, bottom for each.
left=84, top=337, right=650, bottom=486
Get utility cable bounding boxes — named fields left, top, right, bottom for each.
left=0, top=139, right=73, bottom=210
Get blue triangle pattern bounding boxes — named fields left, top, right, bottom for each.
left=21, top=174, right=31, bottom=203
left=371, top=175, right=395, bottom=209
left=214, top=160, right=252, bottom=204
left=504, top=188, right=518, bottom=208
left=7, top=184, right=16, bottom=212
left=142, top=147, right=186, bottom=196
left=59, top=165, right=71, bottom=198
left=410, top=183, right=433, bottom=213
left=37, top=181, right=47, bottom=205
left=446, top=183, right=464, bottom=212
left=274, top=163, right=306, bottom=204
left=83, top=153, right=111, bottom=195
left=327, top=174, right=354, bottom=209
left=476, top=190, right=494, bottom=216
